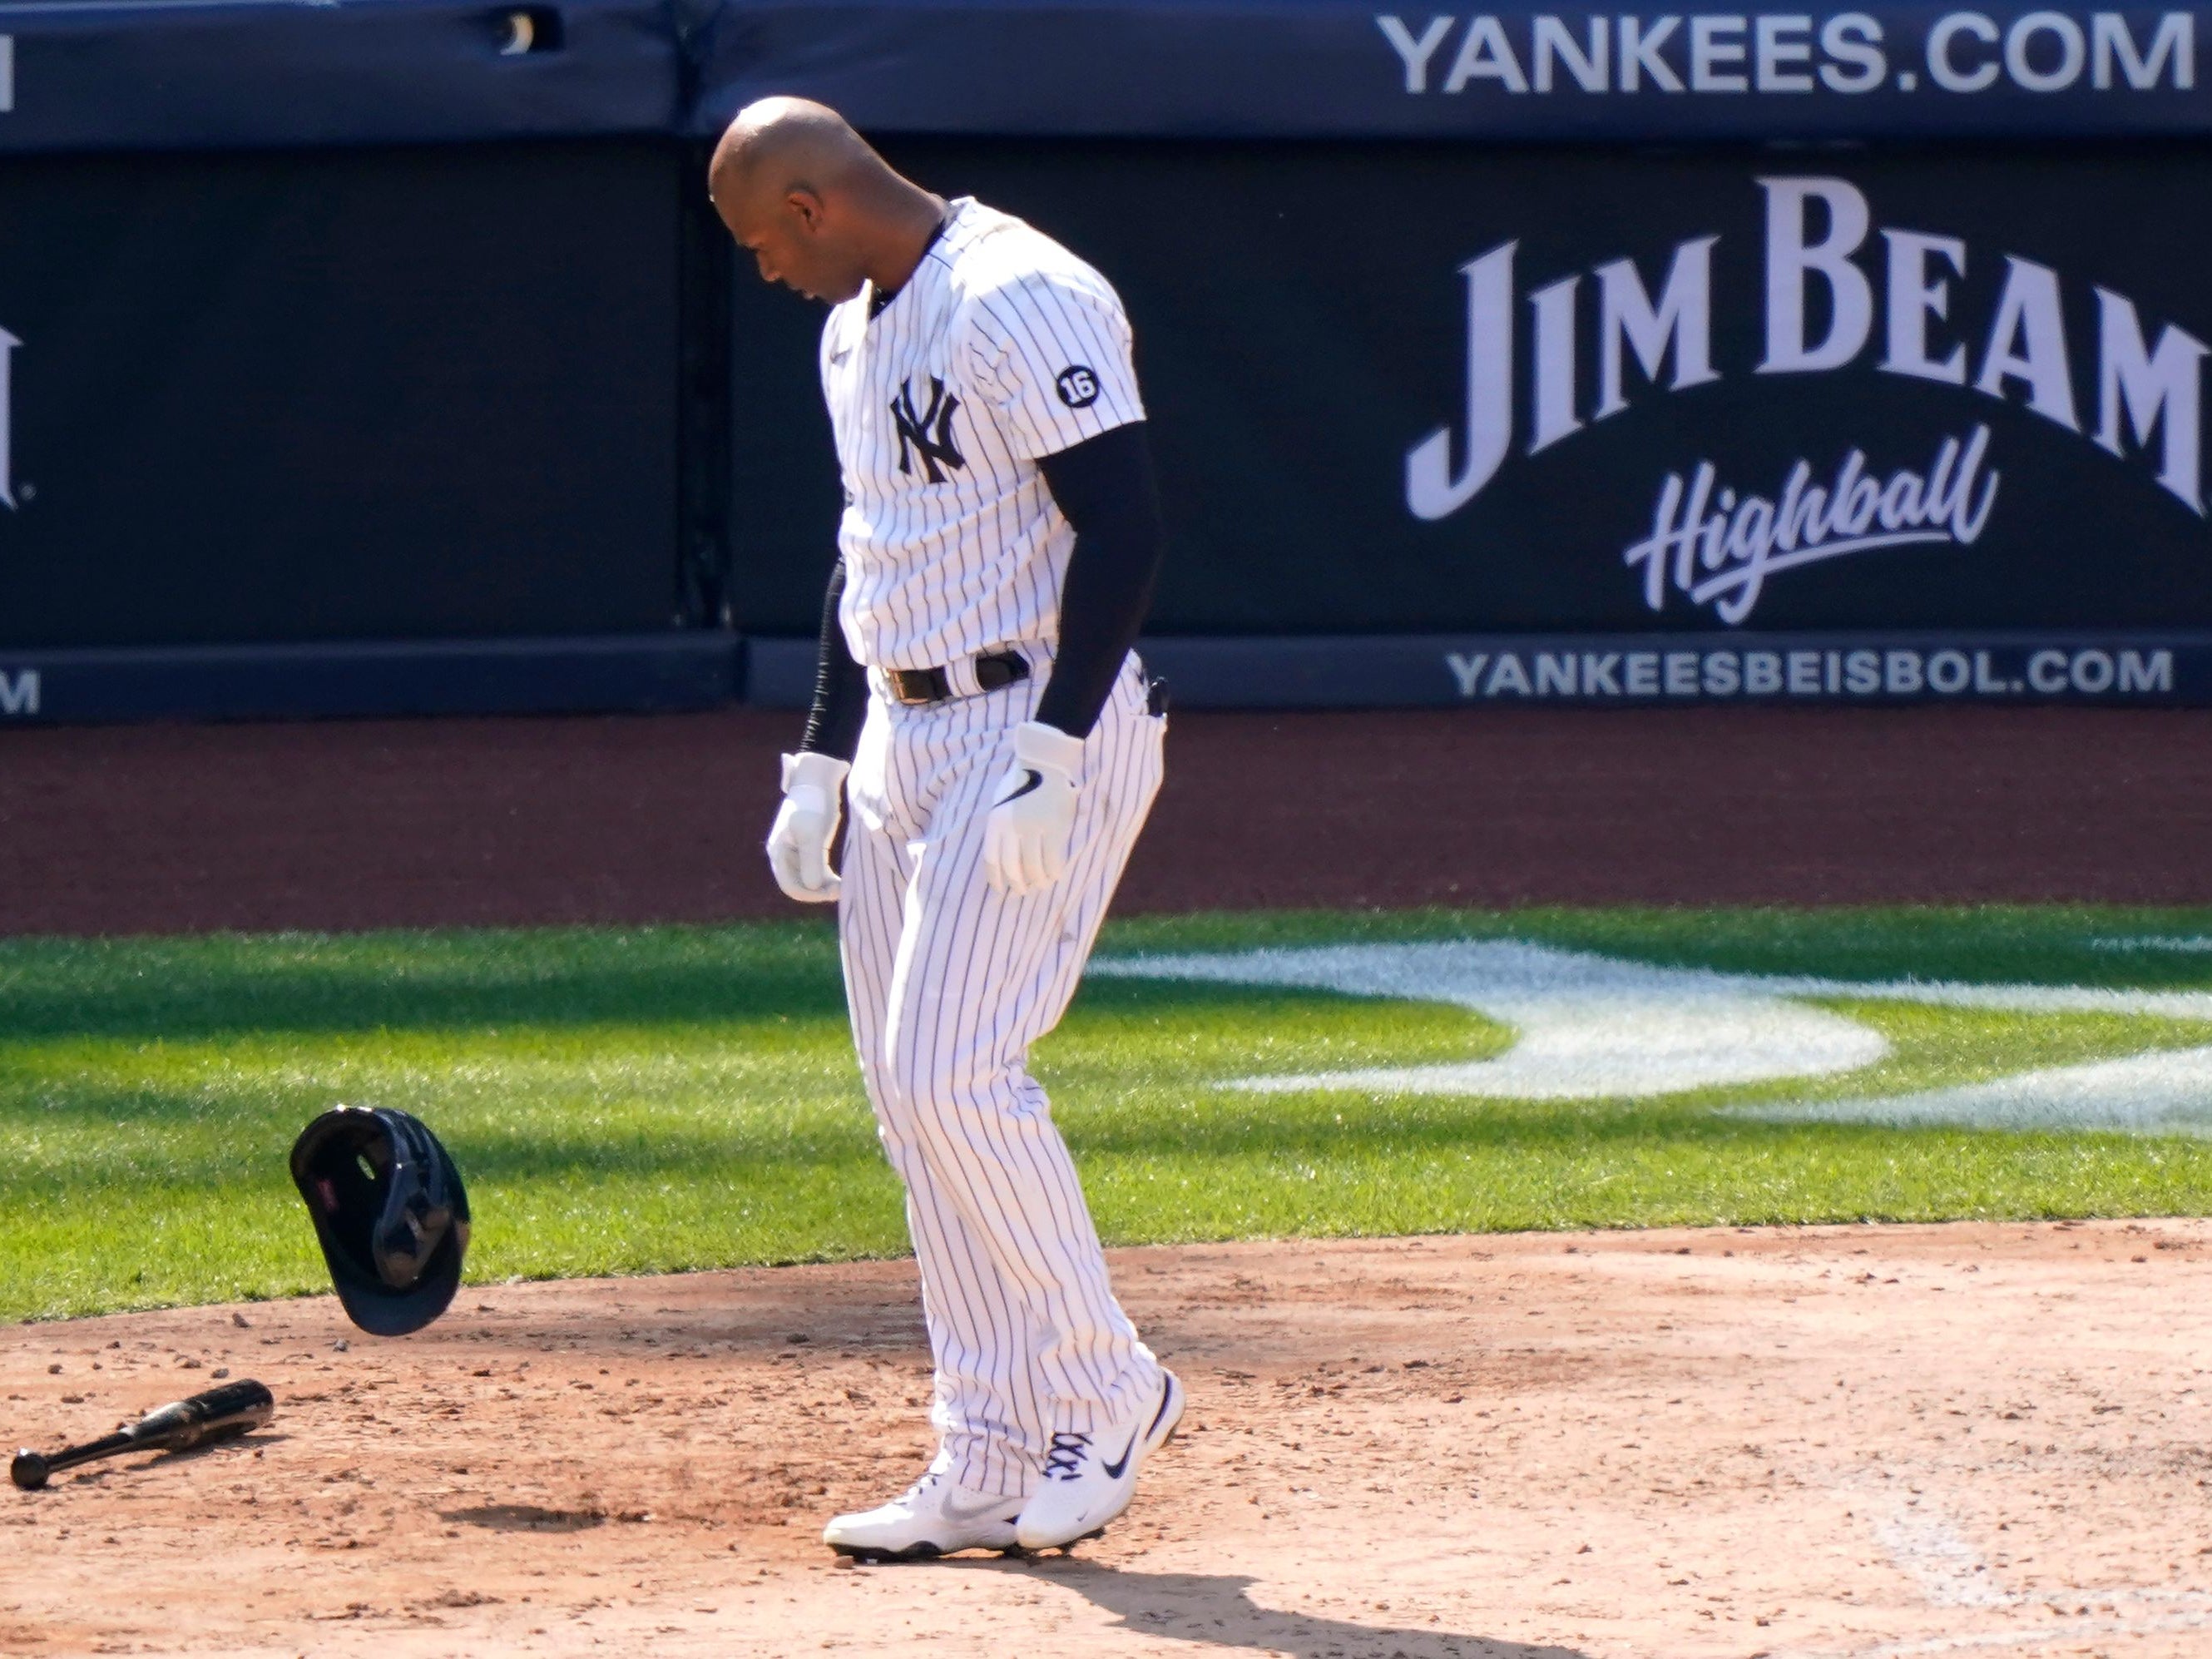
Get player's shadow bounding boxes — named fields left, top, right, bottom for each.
left=958, top=1562, right=1589, bottom=1659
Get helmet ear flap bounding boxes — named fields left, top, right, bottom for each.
left=370, top=1113, right=448, bottom=1289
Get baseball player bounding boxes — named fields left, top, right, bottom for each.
left=708, top=99, right=1180, bottom=1558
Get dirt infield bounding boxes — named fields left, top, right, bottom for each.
left=4, top=1221, right=2209, bottom=1658
left=4, top=706, right=2212, bottom=935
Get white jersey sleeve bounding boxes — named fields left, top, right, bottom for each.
left=958, top=268, right=1145, bottom=462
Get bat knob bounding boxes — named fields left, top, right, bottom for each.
left=10, top=1449, right=49, bottom=1491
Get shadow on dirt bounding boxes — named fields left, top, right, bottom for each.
left=46, top=1430, right=289, bottom=1487
left=959, top=1561, right=1589, bottom=1659
left=439, top=1503, right=607, bottom=1533
left=146, top=1428, right=289, bottom=1468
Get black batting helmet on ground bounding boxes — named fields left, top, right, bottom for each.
left=289, top=1105, right=471, bottom=1337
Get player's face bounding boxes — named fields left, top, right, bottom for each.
left=718, top=186, right=867, bottom=305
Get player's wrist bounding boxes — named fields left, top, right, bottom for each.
left=781, top=750, right=852, bottom=797
left=1010, top=721, right=1084, bottom=780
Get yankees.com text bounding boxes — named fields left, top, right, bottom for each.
left=1378, top=11, right=2195, bottom=98
left=1442, top=644, right=2175, bottom=701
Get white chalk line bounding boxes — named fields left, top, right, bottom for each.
left=1863, top=1496, right=2013, bottom=1609
left=1784, top=1479, right=2212, bottom=1659
left=1806, top=1607, right=2212, bottom=1659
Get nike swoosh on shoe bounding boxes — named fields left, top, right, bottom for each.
left=1104, top=1376, right=1179, bottom=1478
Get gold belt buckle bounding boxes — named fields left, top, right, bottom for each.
left=888, top=667, right=943, bottom=707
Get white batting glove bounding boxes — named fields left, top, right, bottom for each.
left=982, top=721, right=1085, bottom=896
left=767, top=750, right=850, bottom=904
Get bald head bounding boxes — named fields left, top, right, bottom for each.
left=710, top=98, right=878, bottom=208
left=709, top=98, right=943, bottom=305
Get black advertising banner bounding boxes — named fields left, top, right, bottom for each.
left=14, top=0, right=2204, bottom=155
left=0, top=0, right=681, bottom=154
left=728, top=136, right=2212, bottom=705
left=690, top=2, right=2212, bottom=141
left=0, top=141, right=684, bottom=651
left=9, top=0, right=2209, bottom=157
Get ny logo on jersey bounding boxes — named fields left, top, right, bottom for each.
left=889, top=377, right=965, bottom=484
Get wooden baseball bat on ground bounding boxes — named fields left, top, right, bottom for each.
left=12, top=1379, right=275, bottom=1490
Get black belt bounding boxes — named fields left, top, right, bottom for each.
left=883, top=649, right=1031, bottom=708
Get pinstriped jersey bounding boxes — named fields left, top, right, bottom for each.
left=819, top=197, right=1145, bottom=671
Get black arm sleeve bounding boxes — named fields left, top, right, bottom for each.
left=798, top=555, right=869, bottom=760
left=1033, top=421, right=1166, bottom=740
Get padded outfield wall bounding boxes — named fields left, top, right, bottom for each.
left=0, top=0, right=728, bottom=721
left=0, top=1, right=2209, bottom=718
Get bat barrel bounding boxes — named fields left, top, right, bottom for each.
left=129, top=1379, right=275, bottom=1452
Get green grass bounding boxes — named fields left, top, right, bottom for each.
left=6, top=907, right=2212, bottom=1322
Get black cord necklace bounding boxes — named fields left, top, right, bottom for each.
left=868, top=210, right=952, bottom=319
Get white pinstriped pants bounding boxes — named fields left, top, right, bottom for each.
left=838, top=652, right=1165, bottom=1499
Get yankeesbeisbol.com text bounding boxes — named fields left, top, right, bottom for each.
left=1442, top=644, right=2176, bottom=701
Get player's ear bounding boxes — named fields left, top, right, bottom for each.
left=785, top=187, right=826, bottom=233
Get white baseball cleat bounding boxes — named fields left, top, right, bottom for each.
left=1015, top=1370, right=1184, bottom=1552
left=822, top=1458, right=1025, bottom=1561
